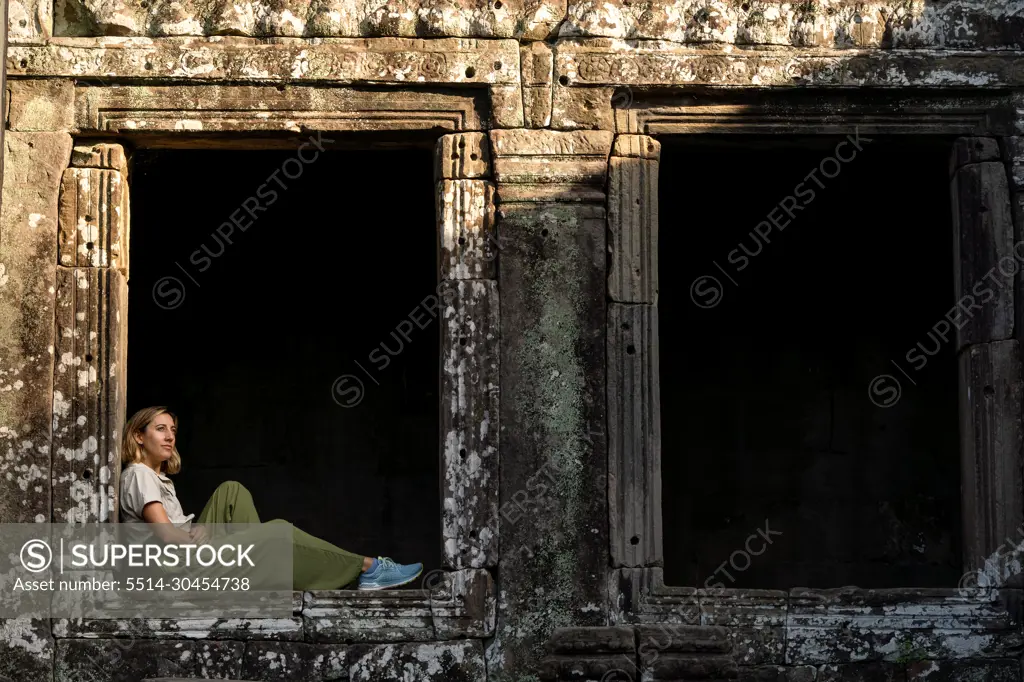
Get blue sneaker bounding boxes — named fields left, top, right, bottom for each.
left=357, top=556, right=423, bottom=590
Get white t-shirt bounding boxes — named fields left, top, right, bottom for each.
left=120, top=463, right=194, bottom=530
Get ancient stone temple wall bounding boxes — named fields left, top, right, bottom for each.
left=2, top=0, right=1024, bottom=680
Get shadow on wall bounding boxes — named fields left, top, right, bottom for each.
left=125, top=145, right=442, bottom=577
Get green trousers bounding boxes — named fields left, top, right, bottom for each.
left=196, top=481, right=366, bottom=590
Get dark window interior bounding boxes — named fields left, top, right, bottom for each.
left=127, top=146, right=440, bottom=581
left=659, top=135, right=961, bottom=589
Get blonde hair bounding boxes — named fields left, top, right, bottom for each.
left=122, top=406, right=181, bottom=475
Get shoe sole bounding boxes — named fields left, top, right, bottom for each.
left=357, top=566, right=424, bottom=591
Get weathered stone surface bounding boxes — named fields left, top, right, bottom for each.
left=430, top=568, right=496, bottom=639
left=52, top=614, right=305, bottom=640
left=55, top=0, right=563, bottom=37
left=554, top=39, right=1024, bottom=89
left=8, top=0, right=51, bottom=44
left=906, top=658, right=1023, bottom=681
left=522, top=41, right=554, bottom=129
left=608, top=135, right=659, bottom=303
left=58, top=168, right=127, bottom=270
left=494, top=190, right=608, bottom=674
left=6, top=80, right=74, bottom=131
left=440, top=280, right=499, bottom=568
left=349, top=640, right=486, bottom=681
left=437, top=180, right=497, bottom=280
left=786, top=587, right=1024, bottom=664
left=559, top=0, right=1024, bottom=49
left=0, top=132, right=73, bottom=525
left=14, top=39, right=519, bottom=86
left=436, top=132, right=491, bottom=180
left=0, top=618, right=53, bottom=682
left=75, top=84, right=488, bottom=133
left=959, top=341, right=1024, bottom=586
left=51, top=266, right=128, bottom=523
left=55, top=639, right=243, bottom=682
left=302, top=589, right=434, bottom=642
left=608, top=304, right=660, bottom=569
left=239, top=640, right=355, bottom=680
left=817, top=662, right=902, bottom=681
left=950, top=157, right=1015, bottom=348
left=490, top=83, right=526, bottom=129
left=698, top=590, right=787, bottom=666
left=551, top=84, right=615, bottom=131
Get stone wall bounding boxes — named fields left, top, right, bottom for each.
left=2, top=0, right=1024, bottom=680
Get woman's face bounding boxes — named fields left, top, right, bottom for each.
left=136, top=412, right=176, bottom=464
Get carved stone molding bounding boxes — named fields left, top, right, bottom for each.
left=9, top=37, right=520, bottom=86
left=74, top=84, right=489, bottom=134
left=489, top=128, right=613, bottom=202
left=610, top=568, right=1024, bottom=666
left=609, top=90, right=1015, bottom=136
left=555, top=39, right=1024, bottom=90
left=304, top=569, right=495, bottom=642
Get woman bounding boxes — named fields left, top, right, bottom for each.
left=119, top=405, right=423, bottom=590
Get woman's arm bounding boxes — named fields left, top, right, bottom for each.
left=141, top=501, right=197, bottom=545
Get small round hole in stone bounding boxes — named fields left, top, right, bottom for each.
left=460, top=448, right=467, bottom=459
left=458, top=140, right=466, bottom=148
left=983, top=385, right=995, bottom=396
left=493, top=61, right=502, bottom=70
left=559, top=75, right=569, bottom=86
left=18, top=19, right=26, bottom=27
left=494, top=0, right=502, bottom=8
left=629, top=535, right=639, bottom=545
left=465, top=66, right=476, bottom=78
left=740, top=2, right=748, bottom=9
left=470, top=153, right=478, bottom=161
left=144, top=62, right=153, bottom=70
left=85, top=214, right=94, bottom=222
left=459, top=337, right=468, bottom=346
left=86, top=242, right=95, bottom=251
left=621, top=323, right=630, bottom=331
left=452, top=152, right=459, bottom=160
left=626, top=345, right=636, bottom=355
left=458, top=237, right=466, bottom=246
left=541, top=228, right=549, bottom=238
left=85, top=353, right=93, bottom=362
left=83, top=469, right=93, bottom=480
left=19, top=59, right=27, bottom=68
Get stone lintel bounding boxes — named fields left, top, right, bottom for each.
left=9, top=38, right=520, bottom=85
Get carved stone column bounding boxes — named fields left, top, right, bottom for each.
left=952, top=137, right=1024, bottom=585
left=435, top=132, right=500, bottom=569
left=608, top=134, right=661, bottom=569
left=488, top=128, right=613, bottom=675
left=52, top=142, right=129, bottom=524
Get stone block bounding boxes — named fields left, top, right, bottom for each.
left=7, top=80, right=74, bottom=131
left=817, top=662, right=902, bottom=681
left=302, top=589, right=434, bottom=642
left=430, top=568, right=496, bottom=638
left=58, top=167, right=127, bottom=270
left=608, top=137, right=659, bottom=303
left=55, top=639, right=243, bottom=682
left=239, top=641, right=356, bottom=681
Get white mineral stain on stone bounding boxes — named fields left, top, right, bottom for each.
left=27, top=213, right=44, bottom=228
left=174, top=119, right=204, bottom=130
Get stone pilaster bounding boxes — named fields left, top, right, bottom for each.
left=488, top=128, right=613, bottom=677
